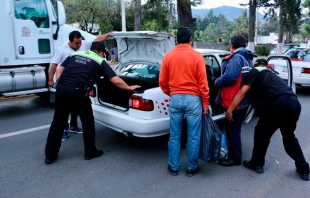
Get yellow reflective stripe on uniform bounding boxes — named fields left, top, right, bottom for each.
left=255, top=66, right=267, bottom=71
left=70, top=50, right=104, bottom=65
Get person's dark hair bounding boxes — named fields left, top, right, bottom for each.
left=254, top=58, right=268, bottom=67
left=69, top=31, right=82, bottom=42
left=177, top=27, right=192, bottom=44
left=90, top=42, right=106, bottom=53
left=230, top=34, right=247, bottom=49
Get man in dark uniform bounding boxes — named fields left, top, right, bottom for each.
left=226, top=58, right=309, bottom=181
left=45, top=42, right=140, bottom=164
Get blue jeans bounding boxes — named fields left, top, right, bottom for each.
left=168, top=94, right=202, bottom=170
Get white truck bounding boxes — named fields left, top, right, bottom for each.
left=0, top=0, right=95, bottom=100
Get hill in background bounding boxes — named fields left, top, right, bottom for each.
left=192, top=6, right=265, bottom=22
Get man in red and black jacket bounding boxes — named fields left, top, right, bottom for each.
left=214, top=34, right=256, bottom=167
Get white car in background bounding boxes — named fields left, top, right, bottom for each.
left=268, top=55, right=310, bottom=89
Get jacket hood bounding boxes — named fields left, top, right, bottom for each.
left=235, top=48, right=257, bottom=61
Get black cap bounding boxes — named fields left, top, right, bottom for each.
left=254, top=58, right=268, bottom=67
left=90, top=42, right=105, bottom=52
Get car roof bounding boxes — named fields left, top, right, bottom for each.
left=295, top=47, right=310, bottom=49
left=195, top=48, right=230, bottom=55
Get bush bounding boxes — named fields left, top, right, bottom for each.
left=254, top=45, right=271, bottom=56
left=224, top=46, right=230, bottom=51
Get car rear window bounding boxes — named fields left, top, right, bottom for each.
left=119, top=64, right=159, bottom=80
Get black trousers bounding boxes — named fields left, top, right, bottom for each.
left=225, top=108, right=248, bottom=161
left=45, top=84, right=99, bottom=160
left=250, top=95, right=309, bottom=174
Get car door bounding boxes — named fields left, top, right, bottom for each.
left=244, top=55, right=293, bottom=123
left=12, top=0, right=54, bottom=59
left=203, top=54, right=224, bottom=116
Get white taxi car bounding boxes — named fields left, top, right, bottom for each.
left=90, top=31, right=232, bottom=138
left=268, top=56, right=308, bottom=93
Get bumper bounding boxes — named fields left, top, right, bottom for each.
left=293, top=77, right=310, bottom=86
left=92, top=104, right=170, bottom=138
left=282, top=75, right=310, bottom=86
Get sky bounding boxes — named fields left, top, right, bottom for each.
left=193, top=0, right=249, bottom=9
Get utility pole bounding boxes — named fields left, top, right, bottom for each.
left=255, top=7, right=258, bottom=46
left=121, top=0, right=126, bottom=32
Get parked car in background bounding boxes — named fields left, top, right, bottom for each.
left=269, top=53, right=310, bottom=88
left=269, top=47, right=277, bottom=55
left=285, top=47, right=310, bottom=61
left=269, top=43, right=310, bottom=55
left=89, top=31, right=235, bottom=138
left=283, top=43, right=310, bottom=53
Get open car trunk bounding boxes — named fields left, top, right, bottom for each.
left=97, top=76, right=158, bottom=109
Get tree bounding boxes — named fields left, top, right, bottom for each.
left=282, top=0, right=302, bottom=43
left=62, top=0, right=106, bottom=34
left=202, top=23, right=217, bottom=42
left=216, top=14, right=228, bottom=37
left=258, top=15, right=279, bottom=36
left=176, top=0, right=202, bottom=40
left=141, top=0, right=172, bottom=31
left=258, top=0, right=302, bottom=52
left=248, top=0, right=256, bottom=52
left=135, top=0, right=141, bottom=30
left=300, top=25, right=310, bottom=42
left=233, top=10, right=249, bottom=38
left=177, top=0, right=193, bottom=28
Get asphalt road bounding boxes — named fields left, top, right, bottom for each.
left=0, top=87, right=309, bottom=198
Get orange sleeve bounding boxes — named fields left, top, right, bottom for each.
left=197, top=55, right=210, bottom=108
left=159, top=56, right=170, bottom=96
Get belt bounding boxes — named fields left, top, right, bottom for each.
left=58, top=83, right=84, bottom=89
left=276, top=94, right=297, bottom=100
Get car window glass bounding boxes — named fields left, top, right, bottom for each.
left=119, top=64, right=159, bottom=79
left=204, top=55, right=220, bottom=71
left=13, top=0, right=50, bottom=28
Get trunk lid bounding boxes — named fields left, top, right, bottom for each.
left=110, top=31, right=175, bottom=68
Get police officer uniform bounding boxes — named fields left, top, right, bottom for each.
left=242, top=59, right=309, bottom=180
left=45, top=42, right=116, bottom=163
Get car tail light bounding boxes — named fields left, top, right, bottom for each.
left=88, top=88, right=96, bottom=97
left=267, top=64, right=274, bottom=69
left=301, top=68, right=310, bottom=74
left=129, top=95, right=154, bottom=111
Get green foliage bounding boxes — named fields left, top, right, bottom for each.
left=258, top=15, right=279, bottom=36
left=254, top=45, right=271, bottom=56
left=141, top=0, right=171, bottom=31
left=222, top=10, right=249, bottom=42
left=62, top=0, right=174, bottom=33
left=196, top=10, right=228, bottom=38
left=202, top=23, right=218, bottom=42
left=194, top=30, right=203, bottom=41
left=224, top=45, right=231, bottom=51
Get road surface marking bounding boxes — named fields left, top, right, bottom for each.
left=0, top=124, right=50, bottom=139
left=0, top=94, right=36, bottom=100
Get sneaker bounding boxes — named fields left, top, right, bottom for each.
left=62, top=129, right=69, bottom=141
left=243, top=160, right=264, bottom=174
left=186, top=166, right=199, bottom=177
left=168, top=165, right=178, bottom=176
left=70, top=126, right=83, bottom=134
